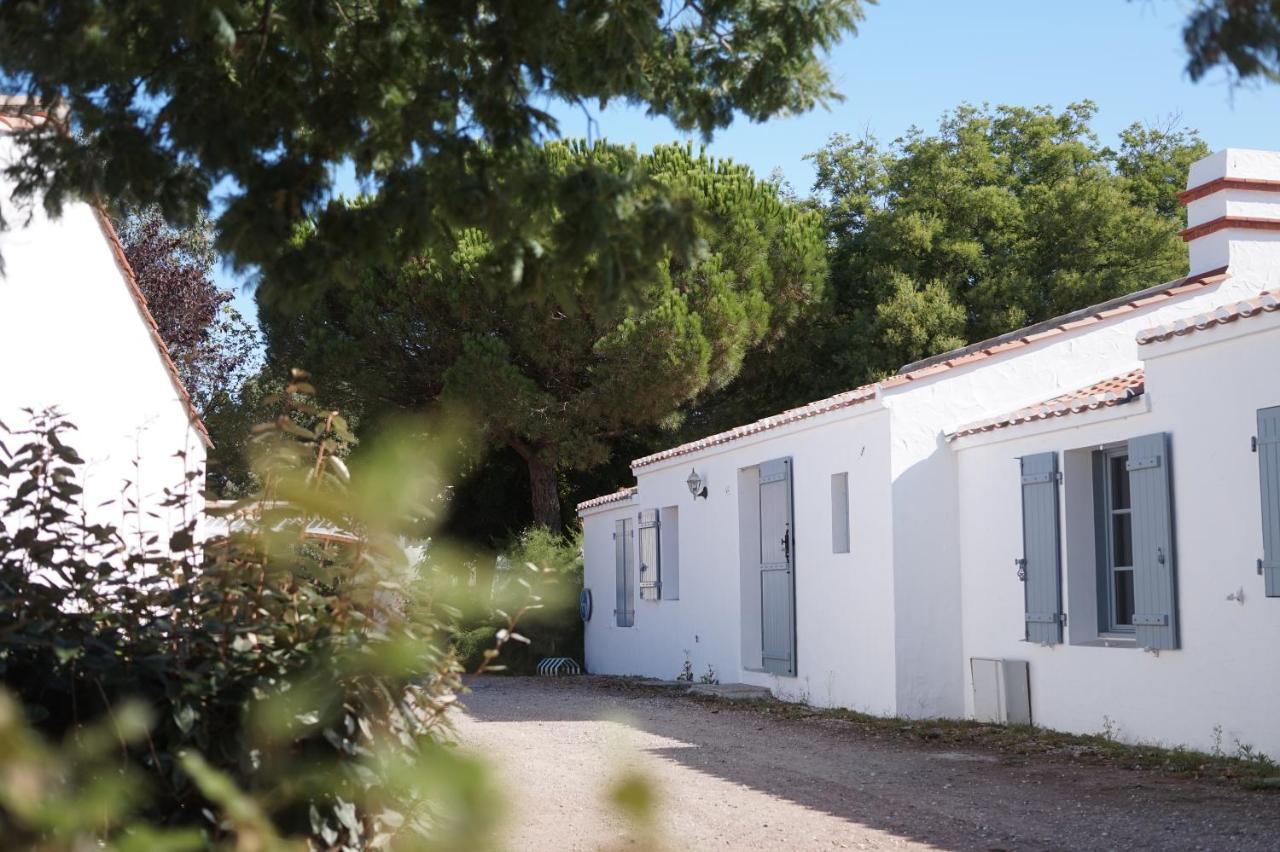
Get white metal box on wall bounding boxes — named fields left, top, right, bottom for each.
left=970, top=658, right=1031, bottom=725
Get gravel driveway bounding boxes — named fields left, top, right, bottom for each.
left=456, top=676, right=1278, bottom=851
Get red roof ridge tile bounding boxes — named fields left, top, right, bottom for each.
left=631, top=383, right=878, bottom=469
left=629, top=268, right=1228, bottom=469
left=1178, top=176, right=1280, bottom=205
left=2, top=101, right=211, bottom=448
left=948, top=369, right=1146, bottom=440
left=92, top=206, right=213, bottom=448
left=1180, top=216, right=1280, bottom=242
left=1136, top=289, right=1280, bottom=346
left=576, top=486, right=637, bottom=512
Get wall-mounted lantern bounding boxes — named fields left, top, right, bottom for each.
left=686, top=467, right=708, bottom=499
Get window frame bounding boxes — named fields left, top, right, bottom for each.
left=831, top=471, right=850, bottom=554
left=1092, top=445, right=1136, bottom=637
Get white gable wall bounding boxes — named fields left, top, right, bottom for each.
left=953, top=312, right=1280, bottom=756
left=0, top=133, right=205, bottom=536
left=581, top=146, right=1280, bottom=754
left=878, top=269, right=1268, bottom=718
left=582, top=404, right=899, bottom=713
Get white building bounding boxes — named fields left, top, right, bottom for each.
left=0, top=104, right=210, bottom=533
left=579, top=147, right=1280, bottom=758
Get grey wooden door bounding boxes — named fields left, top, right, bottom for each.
left=758, top=457, right=796, bottom=676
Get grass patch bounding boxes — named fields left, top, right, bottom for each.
left=594, top=676, right=1280, bottom=791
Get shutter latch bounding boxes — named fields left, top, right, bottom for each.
left=1252, top=435, right=1258, bottom=453
left=1015, top=557, right=1027, bottom=581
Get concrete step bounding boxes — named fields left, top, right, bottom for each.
left=687, top=683, right=773, bottom=701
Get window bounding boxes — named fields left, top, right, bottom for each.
left=1032, top=433, right=1178, bottom=650
left=831, top=472, right=850, bottom=554
left=660, top=506, right=680, bottom=599
left=1094, top=448, right=1135, bottom=633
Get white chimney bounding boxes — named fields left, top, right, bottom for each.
left=1182, top=148, right=1280, bottom=284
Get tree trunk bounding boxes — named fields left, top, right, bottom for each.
left=524, top=453, right=563, bottom=533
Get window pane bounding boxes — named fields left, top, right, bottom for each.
left=831, top=472, right=850, bottom=554
left=1112, top=513, right=1133, bottom=568
left=1110, top=454, right=1131, bottom=510
left=1113, top=569, right=1134, bottom=627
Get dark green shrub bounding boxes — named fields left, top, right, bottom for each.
left=472, top=527, right=583, bottom=675
left=0, top=379, right=510, bottom=848
left=451, top=626, right=497, bottom=672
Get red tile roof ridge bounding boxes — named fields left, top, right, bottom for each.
left=92, top=206, right=213, bottom=448
left=1136, top=290, right=1280, bottom=346
left=630, top=268, right=1228, bottom=469
left=897, top=267, right=1228, bottom=377
left=576, top=486, right=637, bottom=512
left=631, top=382, right=878, bottom=469
left=948, top=369, right=1146, bottom=440
left=1, top=100, right=209, bottom=446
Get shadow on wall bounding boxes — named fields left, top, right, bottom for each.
left=889, top=432, right=966, bottom=719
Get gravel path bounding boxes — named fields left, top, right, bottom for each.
left=456, top=676, right=1279, bottom=851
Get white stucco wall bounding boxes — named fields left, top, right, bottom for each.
left=1186, top=149, right=1280, bottom=279
left=953, top=311, right=1280, bottom=757
left=582, top=147, right=1280, bottom=751
left=0, top=133, right=206, bottom=537
left=582, top=405, right=899, bottom=714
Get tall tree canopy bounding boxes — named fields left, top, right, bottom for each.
left=1182, top=0, right=1280, bottom=82
left=114, top=206, right=261, bottom=415
left=0, top=1, right=863, bottom=302
left=685, top=102, right=1208, bottom=434
left=262, top=141, right=826, bottom=529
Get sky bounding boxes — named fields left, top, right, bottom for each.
left=221, top=0, right=1280, bottom=316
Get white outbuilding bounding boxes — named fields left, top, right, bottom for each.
left=0, top=103, right=210, bottom=533
left=579, top=147, right=1280, bottom=758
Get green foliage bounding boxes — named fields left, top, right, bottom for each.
left=690, top=102, right=1208, bottom=431
left=1182, top=0, right=1280, bottom=83
left=262, top=141, right=826, bottom=529
left=448, top=527, right=584, bottom=676
left=0, top=381, right=516, bottom=848
left=0, top=1, right=865, bottom=300
left=450, top=627, right=498, bottom=675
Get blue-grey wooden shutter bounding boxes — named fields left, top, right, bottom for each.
left=1257, top=407, right=1280, bottom=597
left=614, top=518, right=634, bottom=627
left=1128, top=432, right=1179, bottom=649
left=638, top=509, right=661, bottom=600
left=1019, top=452, right=1063, bottom=644
left=759, top=457, right=796, bottom=676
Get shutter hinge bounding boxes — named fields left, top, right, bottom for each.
left=1132, top=613, right=1169, bottom=626
left=1126, top=456, right=1161, bottom=471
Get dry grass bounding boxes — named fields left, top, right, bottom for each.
left=594, top=676, right=1280, bottom=792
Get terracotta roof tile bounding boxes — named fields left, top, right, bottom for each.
left=949, top=369, right=1145, bottom=440
left=1178, top=176, right=1280, bottom=204
left=627, top=267, right=1228, bottom=469
left=92, top=207, right=212, bottom=447
left=1136, top=290, right=1280, bottom=346
left=631, top=383, right=879, bottom=469
left=2, top=105, right=211, bottom=448
left=896, top=267, right=1228, bottom=376
left=576, top=487, right=637, bottom=512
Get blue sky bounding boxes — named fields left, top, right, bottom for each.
left=222, top=0, right=1280, bottom=314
